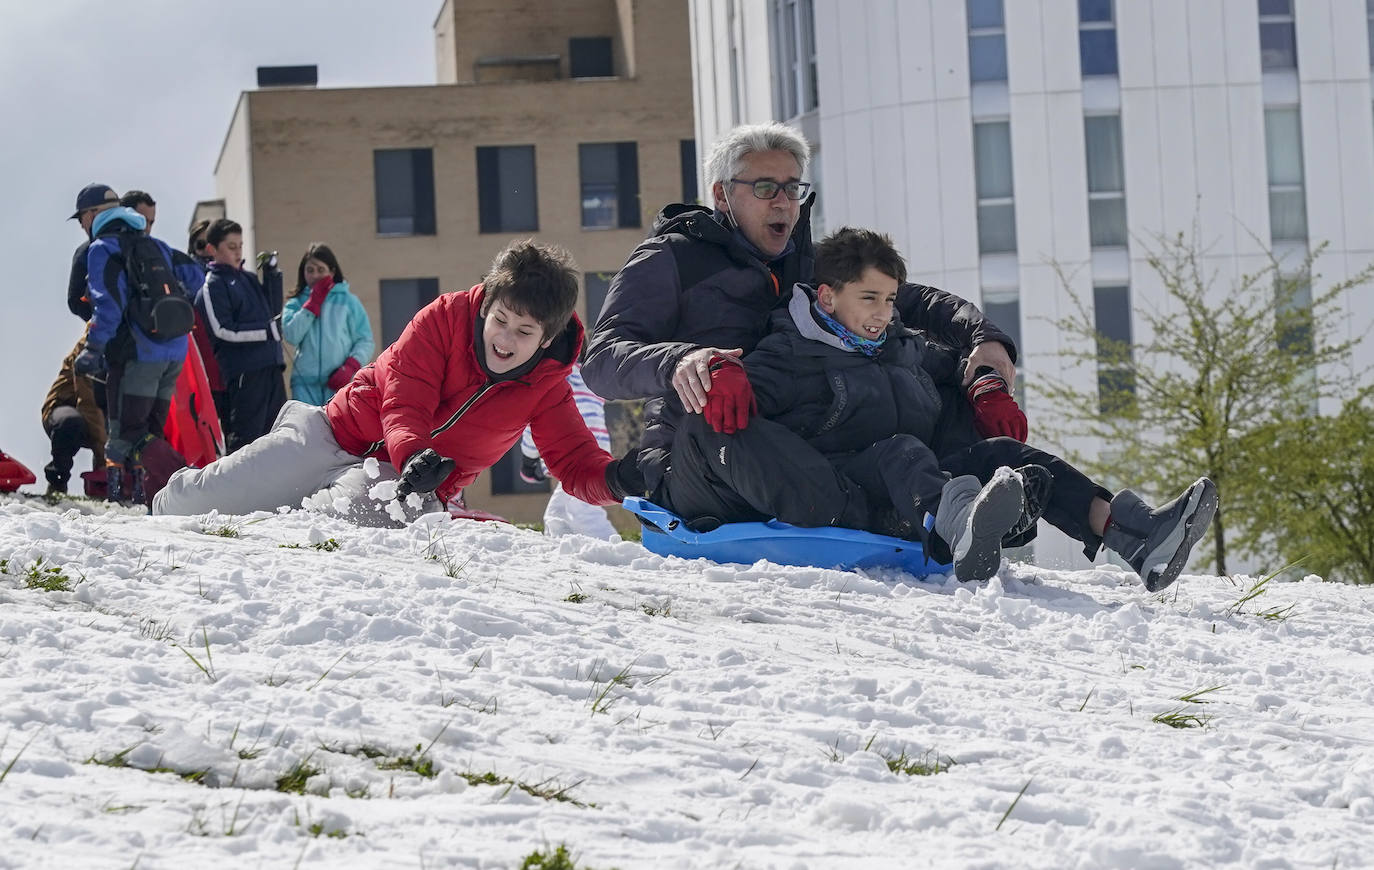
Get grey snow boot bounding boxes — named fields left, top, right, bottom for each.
left=1102, top=478, right=1218, bottom=592
left=934, top=471, right=1026, bottom=583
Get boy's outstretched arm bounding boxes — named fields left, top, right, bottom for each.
left=528, top=380, right=617, bottom=505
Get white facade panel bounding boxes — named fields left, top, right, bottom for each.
left=894, top=0, right=937, bottom=104
left=933, top=99, right=980, bottom=280
left=1004, top=2, right=1047, bottom=95
left=1226, top=85, right=1272, bottom=258
left=1185, top=0, right=1229, bottom=87
left=928, top=0, right=972, bottom=101
left=1118, top=90, right=1166, bottom=235
left=865, top=0, right=901, bottom=109
left=869, top=107, right=910, bottom=243
left=1222, top=0, right=1263, bottom=84
left=1040, top=0, right=1083, bottom=93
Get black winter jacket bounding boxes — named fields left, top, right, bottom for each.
left=581, top=199, right=1016, bottom=490
left=746, top=286, right=944, bottom=457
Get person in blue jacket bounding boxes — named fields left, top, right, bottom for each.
left=75, top=204, right=205, bottom=503
left=197, top=218, right=287, bottom=453
left=281, top=243, right=374, bottom=404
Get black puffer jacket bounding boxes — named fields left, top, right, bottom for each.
left=746, top=286, right=943, bottom=456
left=581, top=199, right=1015, bottom=491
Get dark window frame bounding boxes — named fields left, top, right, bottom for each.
left=373, top=148, right=436, bottom=237
left=476, top=145, right=540, bottom=234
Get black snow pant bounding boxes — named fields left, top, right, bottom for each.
left=105, top=359, right=180, bottom=466
left=225, top=366, right=287, bottom=454
left=42, top=406, right=87, bottom=490
left=659, top=416, right=953, bottom=538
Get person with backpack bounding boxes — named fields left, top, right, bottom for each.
left=281, top=243, right=374, bottom=404
left=196, top=218, right=287, bottom=452
left=74, top=202, right=205, bottom=504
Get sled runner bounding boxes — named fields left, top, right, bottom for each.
left=622, top=497, right=952, bottom=577
left=0, top=451, right=37, bottom=493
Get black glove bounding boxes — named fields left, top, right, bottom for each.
left=396, top=448, right=455, bottom=498
left=605, top=456, right=646, bottom=502
left=74, top=344, right=107, bottom=377
left=519, top=454, right=547, bottom=484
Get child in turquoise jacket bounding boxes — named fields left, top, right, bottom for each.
left=282, top=244, right=375, bottom=405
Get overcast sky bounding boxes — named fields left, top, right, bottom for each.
left=0, top=1, right=438, bottom=482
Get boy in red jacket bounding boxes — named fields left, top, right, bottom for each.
left=154, top=241, right=638, bottom=524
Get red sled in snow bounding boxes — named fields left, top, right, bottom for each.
left=0, top=451, right=37, bottom=493
left=164, top=341, right=225, bottom=468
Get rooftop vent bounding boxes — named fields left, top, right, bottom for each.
left=256, top=65, right=318, bottom=88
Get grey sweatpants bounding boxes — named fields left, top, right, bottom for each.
left=152, top=401, right=440, bottom=525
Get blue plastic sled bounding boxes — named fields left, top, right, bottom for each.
left=622, top=497, right=952, bottom=578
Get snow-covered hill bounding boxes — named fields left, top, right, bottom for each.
left=1, top=496, right=1371, bottom=869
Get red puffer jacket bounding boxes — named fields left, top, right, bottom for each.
left=325, top=285, right=615, bottom=505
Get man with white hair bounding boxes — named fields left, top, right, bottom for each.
left=583, top=122, right=1025, bottom=529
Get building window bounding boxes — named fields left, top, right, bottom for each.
left=967, top=0, right=1008, bottom=83
left=982, top=294, right=1024, bottom=401
left=1094, top=285, right=1134, bottom=412
left=1078, top=0, right=1118, bottom=77
left=569, top=37, right=614, bottom=78
left=1264, top=108, right=1307, bottom=241
left=579, top=143, right=640, bottom=230
left=1259, top=0, right=1297, bottom=70
left=983, top=296, right=1021, bottom=355
left=974, top=121, right=1017, bottom=253
left=379, top=278, right=439, bottom=348
left=681, top=140, right=699, bottom=204
left=373, top=149, right=436, bottom=236
left=476, top=145, right=538, bottom=233
left=771, top=0, right=818, bottom=118
left=584, top=271, right=614, bottom=326
left=490, top=444, right=550, bottom=495
left=1085, top=115, right=1128, bottom=247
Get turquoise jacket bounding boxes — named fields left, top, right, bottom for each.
left=282, top=280, right=375, bottom=405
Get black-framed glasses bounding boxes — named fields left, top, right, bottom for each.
left=729, top=178, right=812, bottom=201
left=193, top=239, right=208, bottom=251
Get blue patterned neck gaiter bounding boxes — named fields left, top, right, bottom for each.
left=812, top=301, right=886, bottom=357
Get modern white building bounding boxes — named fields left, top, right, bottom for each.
left=688, top=0, right=1374, bottom=567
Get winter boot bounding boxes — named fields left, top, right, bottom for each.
left=1005, top=464, right=1052, bottom=541
left=1102, top=478, right=1218, bottom=592
left=128, top=464, right=147, bottom=507
left=105, top=461, right=126, bottom=505
left=934, top=470, right=1026, bottom=583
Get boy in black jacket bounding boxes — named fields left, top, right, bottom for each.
left=663, top=228, right=1217, bottom=591
left=197, top=218, right=286, bottom=453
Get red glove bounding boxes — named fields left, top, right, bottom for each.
left=303, top=275, right=333, bottom=317
left=327, top=356, right=362, bottom=391
left=967, top=366, right=1028, bottom=442
left=701, top=354, right=756, bottom=434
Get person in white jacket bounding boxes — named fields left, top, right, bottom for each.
left=519, top=363, right=619, bottom=539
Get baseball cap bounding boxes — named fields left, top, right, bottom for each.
left=69, top=184, right=119, bottom=220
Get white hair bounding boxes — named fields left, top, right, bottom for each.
left=703, top=122, right=811, bottom=189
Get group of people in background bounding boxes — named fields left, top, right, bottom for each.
left=45, top=183, right=374, bottom=504
left=41, top=119, right=1218, bottom=590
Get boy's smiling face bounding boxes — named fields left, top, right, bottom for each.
left=483, top=299, right=552, bottom=374
left=817, top=266, right=899, bottom=339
